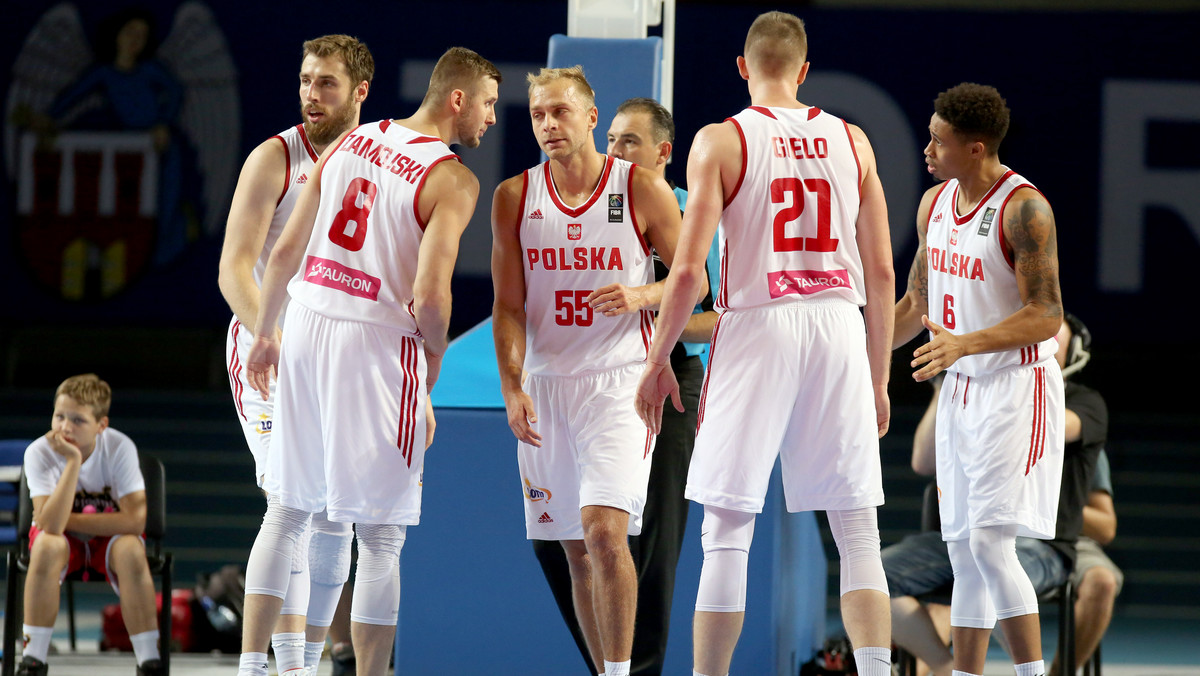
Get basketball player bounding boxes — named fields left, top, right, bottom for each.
left=491, top=67, right=690, bottom=676
left=239, top=47, right=501, bottom=676
left=893, top=82, right=1064, bottom=676
left=218, top=35, right=371, bottom=676
left=532, top=97, right=719, bottom=676
left=635, top=12, right=895, bottom=676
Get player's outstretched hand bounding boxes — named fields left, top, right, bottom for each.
left=588, top=283, right=646, bottom=316
left=246, top=334, right=281, bottom=401
left=503, top=389, right=543, bottom=447
left=911, top=315, right=965, bottom=382
left=635, top=360, right=682, bottom=435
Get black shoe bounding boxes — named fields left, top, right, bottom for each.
left=331, top=645, right=356, bottom=676
left=16, top=656, right=48, bottom=676
left=136, top=658, right=165, bottom=676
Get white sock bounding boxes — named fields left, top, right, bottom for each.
left=238, top=652, right=270, bottom=676
left=604, top=660, right=630, bottom=676
left=853, top=646, right=892, bottom=676
left=130, top=629, right=160, bottom=664
left=304, top=640, right=325, bottom=668
left=21, top=625, right=53, bottom=662
left=952, top=671, right=982, bottom=676
left=271, top=632, right=306, bottom=672
left=693, top=671, right=721, bottom=676
left=1014, top=660, right=1046, bottom=676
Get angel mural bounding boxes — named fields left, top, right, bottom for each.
left=6, top=2, right=238, bottom=300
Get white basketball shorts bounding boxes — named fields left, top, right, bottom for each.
left=263, top=303, right=428, bottom=525
left=226, top=316, right=274, bottom=486
left=519, top=363, right=655, bottom=541
left=686, top=301, right=884, bottom=513
left=935, top=364, right=1064, bottom=541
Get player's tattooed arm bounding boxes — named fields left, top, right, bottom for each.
left=893, top=184, right=940, bottom=348
left=1006, top=191, right=1063, bottom=322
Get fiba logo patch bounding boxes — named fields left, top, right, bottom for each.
left=608, top=193, right=624, bottom=223
left=978, top=207, right=996, bottom=236
left=524, top=477, right=552, bottom=503
left=567, top=223, right=582, bottom=241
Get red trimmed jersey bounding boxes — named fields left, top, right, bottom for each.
left=925, top=169, right=1057, bottom=377
left=260, top=125, right=320, bottom=290
left=716, top=106, right=866, bottom=311
left=520, top=156, right=655, bottom=376
left=287, top=119, right=459, bottom=335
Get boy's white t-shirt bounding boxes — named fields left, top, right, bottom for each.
left=24, top=427, right=144, bottom=530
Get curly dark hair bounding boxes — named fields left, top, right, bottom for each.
left=934, top=83, right=1010, bottom=155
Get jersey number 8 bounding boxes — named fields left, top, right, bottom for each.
left=328, top=177, right=377, bottom=252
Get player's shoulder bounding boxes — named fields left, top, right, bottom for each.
left=494, top=172, right=528, bottom=200
left=244, top=134, right=289, bottom=170
left=916, top=182, right=949, bottom=231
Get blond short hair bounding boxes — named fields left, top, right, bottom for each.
left=422, top=46, right=502, bottom=107
left=56, top=374, right=112, bottom=419
left=303, top=34, right=375, bottom=86
left=526, top=65, right=595, bottom=108
left=744, top=11, right=808, bottom=77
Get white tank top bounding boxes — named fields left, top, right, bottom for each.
left=925, top=168, right=1057, bottom=376
left=258, top=125, right=319, bottom=288
left=287, top=119, right=458, bottom=335
left=521, top=156, right=655, bottom=376
left=716, top=106, right=866, bottom=311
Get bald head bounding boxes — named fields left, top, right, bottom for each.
left=744, top=11, right=808, bottom=78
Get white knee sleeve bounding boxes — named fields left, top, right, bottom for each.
left=306, top=511, right=354, bottom=627
left=968, top=525, right=1038, bottom=620
left=695, top=505, right=755, bottom=613
left=947, top=538, right=996, bottom=629
left=245, top=495, right=312, bottom=599
left=350, top=524, right=406, bottom=625
left=827, top=507, right=888, bottom=596
left=279, top=523, right=312, bottom=616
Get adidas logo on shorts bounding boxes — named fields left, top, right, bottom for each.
left=538, top=512, right=553, bottom=523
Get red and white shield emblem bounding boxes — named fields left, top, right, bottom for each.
left=567, top=223, right=582, bottom=240
left=950, top=228, right=959, bottom=246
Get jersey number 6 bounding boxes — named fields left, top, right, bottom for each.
left=770, top=177, right=837, bottom=253
left=328, top=177, right=378, bottom=252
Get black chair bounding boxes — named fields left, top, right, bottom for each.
left=895, top=482, right=1101, bottom=676
left=3, top=454, right=172, bottom=676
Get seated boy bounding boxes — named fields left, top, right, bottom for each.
left=19, top=374, right=163, bottom=676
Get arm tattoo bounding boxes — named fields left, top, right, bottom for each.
left=1006, top=198, right=1062, bottom=317
left=907, top=242, right=929, bottom=305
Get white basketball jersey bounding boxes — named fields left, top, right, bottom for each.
left=925, top=168, right=1057, bottom=376
left=521, top=156, right=655, bottom=376
left=716, top=106, right=865, bottom=311
left=287, top=120, right=459, bottom=335
left=259, top=125, right=319, bottom=288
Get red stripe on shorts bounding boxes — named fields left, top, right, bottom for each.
left=1026, top=367, right=1045, bottom=475
left=695, top=313, right=726, bottom=432
left=229, top=321, right=247, bottom=421
left=396, top=337, right=418, bottom=466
